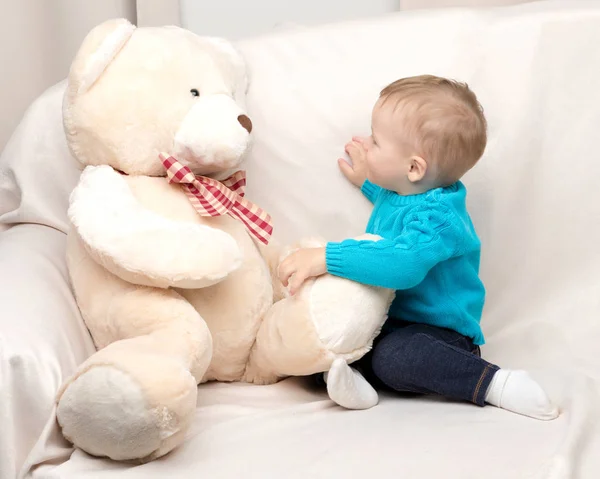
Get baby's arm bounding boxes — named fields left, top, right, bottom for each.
left=338, top=137, right=381, bottom=203
left=326, top=207, right=462, bottom=290
left=279, top=206, right=462, bottom=294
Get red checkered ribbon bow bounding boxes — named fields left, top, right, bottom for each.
left=160, top=153, right=273, bottom=245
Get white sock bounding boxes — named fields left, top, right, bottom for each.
left=324, top=358, right=379, bottom=410
left=484, top=369, right=559, bottom=420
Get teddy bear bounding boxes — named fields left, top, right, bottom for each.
left=55, top=18, right=394, bottom=463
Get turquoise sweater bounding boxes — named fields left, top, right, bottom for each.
left=326, top=179, right=486, bottom=345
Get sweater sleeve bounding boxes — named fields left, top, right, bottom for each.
left=325, top=205, right=463, bottom=290
left=361, top=179, right=382, bottom=203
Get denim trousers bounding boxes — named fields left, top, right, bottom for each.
left=356, top=320, right=500, bottom=406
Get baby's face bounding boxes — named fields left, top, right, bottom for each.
left=362, top=98, right=415, bottom=193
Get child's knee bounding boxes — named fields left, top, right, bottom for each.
left=370, top=332, right=432, bottom=388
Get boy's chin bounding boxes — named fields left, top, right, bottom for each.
left=368, top=175, right=392, bottom=191
left=366, top=172, right=379, bottom=185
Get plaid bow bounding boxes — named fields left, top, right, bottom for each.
left=160, top=153, right=274, bottom=245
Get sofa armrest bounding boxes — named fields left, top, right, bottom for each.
left=0, top=225, right=95, bottom=478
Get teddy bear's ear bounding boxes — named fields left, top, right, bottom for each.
left=204, top=37, right=249, bottom=101
left=68, top=18, right=136, bottom=95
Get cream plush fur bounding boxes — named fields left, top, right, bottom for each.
left=55, top=18, right=394, bottom=463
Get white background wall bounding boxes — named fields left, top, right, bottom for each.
left=402, top=0, right=533, bottom=7
left=181, top=0, right=536, bottom=39
left=181, top=0, right=401, bottom=39
left=0, top=0, right=136, bottom=151
left=0, top=0, right=537, bottom=151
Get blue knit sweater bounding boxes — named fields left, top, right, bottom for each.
left=325, top=179, right=486, bottom=345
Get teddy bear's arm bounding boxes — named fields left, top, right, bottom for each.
left=254, top=240, right=290, bottom=303
left=68, top=165, right=242, bottom=288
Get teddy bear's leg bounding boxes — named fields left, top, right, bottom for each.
left=243, top=290, right=328, bottom=385
left=56, top=277, right=212, bottom=462
left=245, top=235, right=393, bottom=385
left=324, top=358, right=380, bottom=409
left=245, top=275, right=394, bottom=392
left=254, top=238, right=288, bottom=303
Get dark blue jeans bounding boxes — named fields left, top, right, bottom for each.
left=356, top=320, right=499, bottom=406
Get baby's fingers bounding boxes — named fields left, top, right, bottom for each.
left=288, top=270, right=308, bottom=296
left=338, top=158, right=355, bottom=178
left=345, top=142, right=360, bottom=155
left=278, top=259, right=296, bottom=286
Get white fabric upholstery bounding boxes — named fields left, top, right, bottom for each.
left=1, top=1, right=600, bottom=477
left=0, top=226, right=96, bottom=479
left=0, top=80, right=81, bottom=234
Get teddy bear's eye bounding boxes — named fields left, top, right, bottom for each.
left=190, top=88, right=200, bottom=97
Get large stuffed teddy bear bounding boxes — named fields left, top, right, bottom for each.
left=55, top=18, right=394, bottom=462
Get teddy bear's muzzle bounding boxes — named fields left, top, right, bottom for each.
left=173, top=94, right=252, bottom=173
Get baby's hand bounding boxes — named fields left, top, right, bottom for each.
left=278, top=247, right=327, bottom=296
left=338, top=136, right=368, bottom=187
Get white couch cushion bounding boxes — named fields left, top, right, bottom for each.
left=0, top=226, right=96, bottom=479
left=0, top=80, right=80, bottom=234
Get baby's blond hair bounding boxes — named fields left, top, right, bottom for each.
left=380, top=75, right=487, bottom=186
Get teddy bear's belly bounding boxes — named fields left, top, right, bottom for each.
left=176, top=223, right=273, bottom=383
left=127, top=176, right=274, bottom=381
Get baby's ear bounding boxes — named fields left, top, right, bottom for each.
left=408, top=156, right=428, bottom=183
left=68, top=18, right=136, bottom=95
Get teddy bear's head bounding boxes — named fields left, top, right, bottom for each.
left=63, top=18, right=251, bottom=177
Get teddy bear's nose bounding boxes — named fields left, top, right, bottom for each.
left=237, top=114, right=252, bottom=134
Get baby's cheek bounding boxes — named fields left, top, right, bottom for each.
left=366, top=161, right=377, bottom=179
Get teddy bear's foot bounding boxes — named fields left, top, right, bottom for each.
left=57, top=355, right=198, bottom=461
left=324, top=358, right=379, bottom=410
left=58, top=366, right=165, bottom=461
left=243, top=361, right=280, bottom=385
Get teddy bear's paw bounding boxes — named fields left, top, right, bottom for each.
left=70, top=165, right=243, bottom=288
left=308, top=275, right=394, bottom=355
left=243, top=363, right=281, bottom=385
left=325, top=358, right=378, bottom=410
left=57, top=366, right=163, bottom=460
left=249, top=375, right=280, bottom=386
left=57, top=364, right=196, bottom=461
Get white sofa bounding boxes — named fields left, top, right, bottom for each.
left=1, top=1, right=600, bottom=477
